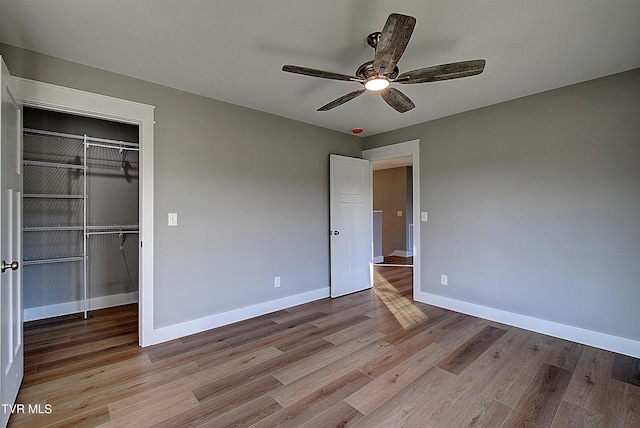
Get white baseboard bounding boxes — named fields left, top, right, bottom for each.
left=415, top=290, right=640, bottom=359
left=141, top=288, right=330, bottom=347
left=24, top=292, right=139, bottom=322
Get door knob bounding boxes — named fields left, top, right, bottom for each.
left=1, top=260, right=19, bottom=273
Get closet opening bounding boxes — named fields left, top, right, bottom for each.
left=22, top=107, right=140, bottom=324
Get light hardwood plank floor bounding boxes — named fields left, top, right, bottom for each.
left=9, top=266, right=640, bottom=427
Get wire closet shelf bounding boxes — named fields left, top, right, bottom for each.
left=23, top=128, right=139, bottom=318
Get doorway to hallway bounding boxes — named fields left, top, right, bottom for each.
left=363, top=140, right=420, bottom=299
left=372, top=158, right=414, bottom=268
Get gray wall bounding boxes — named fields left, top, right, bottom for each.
left=364, top=68, right=640, bottom=342
left=1, top=43, right=362, bottom=328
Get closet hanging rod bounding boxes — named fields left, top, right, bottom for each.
left=24, top=128, right=139, bottom=149
left=85, top=230, right=139, bottom=236
left=23, top=256, right=85, bottom=266
left=23, top=160, right=84, bottom=170
left=24, top=193, right=85, bottom=199
left=85, top=141, right=139, bottom=152
left=86, top=224, right=139, bottom=231
left=24, top=226, right=84, bottom=232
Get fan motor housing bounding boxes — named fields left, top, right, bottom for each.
left=356, top=61, right=399, bottom=80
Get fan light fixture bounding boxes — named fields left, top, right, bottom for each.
left=364, top=77, right=390, bottom=91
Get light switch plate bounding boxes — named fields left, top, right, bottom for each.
left=421, top=212, right=428, bottom=222
left=168, top=212, right=178, bottom=226
left=397, top=211, right=403, bottom=217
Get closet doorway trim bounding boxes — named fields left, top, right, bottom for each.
left=14, top=77, right=155, bottom=347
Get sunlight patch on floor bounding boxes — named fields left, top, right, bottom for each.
left=373, top=270, right=427, bottom=329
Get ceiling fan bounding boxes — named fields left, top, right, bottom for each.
left=282, top=13, right=486, bottom=113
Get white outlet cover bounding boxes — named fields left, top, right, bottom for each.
left=168, top=212, right=178, bottom=226
left=397, top=211, right=403, bottom=217
left=421, top=212, right=428, bottom=222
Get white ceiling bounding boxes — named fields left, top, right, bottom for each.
left=1, top=0, right=639, bottom=136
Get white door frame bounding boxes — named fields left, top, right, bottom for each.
left=362, top=140, right=420, bottom=299
left=13, top=78, right=155, bottom=347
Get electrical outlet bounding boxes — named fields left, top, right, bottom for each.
left=168, top=212, right=178, bottom=226
left=274, top=276, right=280, bottom=288
left=421, top=212, right=428, bottom=222
left=441, top=275, right=448, bottom=286
left=397, top=211, right=403, bottom=217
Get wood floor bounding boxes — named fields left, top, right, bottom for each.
left=10, top=266, right=640, bottom=427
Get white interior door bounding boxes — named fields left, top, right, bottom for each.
left=329, top=154, right=372, bottom=297
left=0, top=57, right=23, bottom=427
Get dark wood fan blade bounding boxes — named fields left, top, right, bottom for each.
left=317, top=89, right=366, bottom=111
left=395, top=59, right=486, bottom=84
left=373, top=14, right=416, bottom=76
left=380, top=87, right=415, bottom=113
left=282, top=65, right=362, bottom=82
